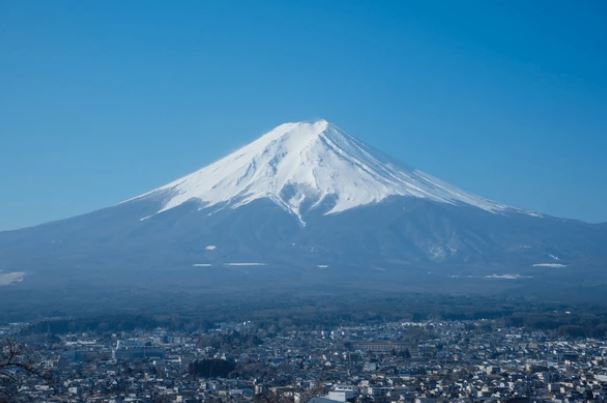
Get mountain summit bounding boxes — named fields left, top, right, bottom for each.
left=135, top=120, right=508, bottom=224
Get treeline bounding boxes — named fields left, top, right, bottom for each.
left=15, top=293, right=607, bottom=339
left=188, top=359, right=235, bottom=378
left=503, top=313, right=607, bottom=338
left=21, top=315, right=214, bottom=336
left=197, top=331, right=262, bottom=350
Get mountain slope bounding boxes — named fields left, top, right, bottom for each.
left=0, top=120, right=605, bottom=298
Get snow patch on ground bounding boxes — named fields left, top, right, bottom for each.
left=372, top=267, right=387, bottom=272
left=450, top=273, right=531, bottom=280
left=532, top=263, right=568, bottom=268
left=484, top=274, right=531, bottom=280
left=0, top=272, right=25, bottom=286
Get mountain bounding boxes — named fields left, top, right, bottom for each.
left=0, top=120, right=606, bottom=308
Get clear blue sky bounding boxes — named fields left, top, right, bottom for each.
left=1, top=0, right=606, bottom=230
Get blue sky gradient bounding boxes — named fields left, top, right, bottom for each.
left=1, top=0, right=606, bottom=230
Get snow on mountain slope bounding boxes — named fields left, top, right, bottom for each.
left=132, top=120, right=510, bottom=223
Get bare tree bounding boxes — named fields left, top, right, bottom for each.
left=0, top=339, right=51, bottom=403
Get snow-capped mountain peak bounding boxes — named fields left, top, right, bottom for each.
left=135, top=119, right=509, bottom=223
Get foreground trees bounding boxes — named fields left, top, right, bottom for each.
left=0, top=339, right=50, bottom=403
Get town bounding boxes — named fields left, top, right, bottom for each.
left=2, top=317, right=607, bottom=402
